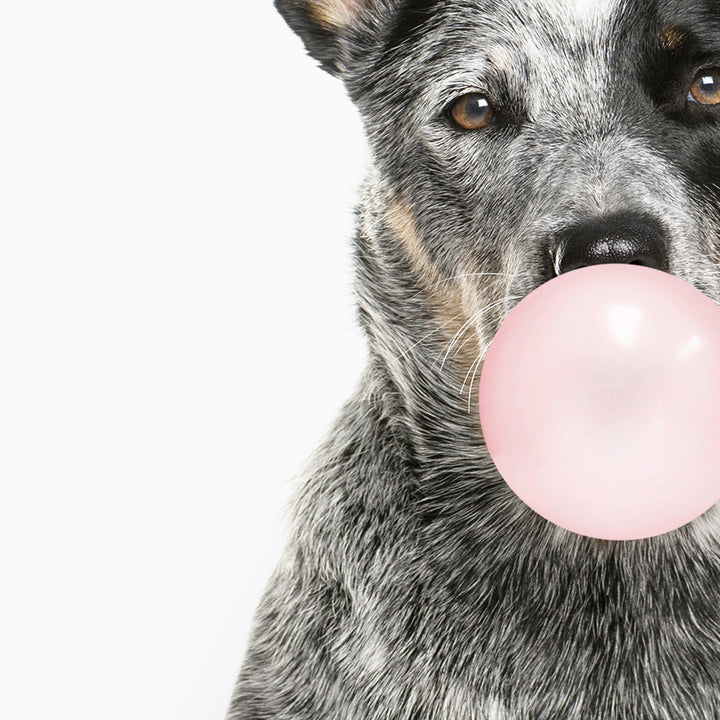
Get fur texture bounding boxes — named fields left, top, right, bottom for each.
left=229, top=1, right=720, bottom=717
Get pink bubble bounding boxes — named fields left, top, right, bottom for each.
left=478, top=264, right=720, bottom=540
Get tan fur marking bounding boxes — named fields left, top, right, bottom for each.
left=304, top=0, right=367, bottom=29
left=387, top=199, right=481, bottom=381
left=659, top=26, right=687, bottom=52
left=387, top=199, right=444, bottom=285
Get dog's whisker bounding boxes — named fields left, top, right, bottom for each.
left=406, top=271, right=515, bottom=302
left=387, top=312, right=468, bottom=367
left=385, top=290, right=524, bottom=373
left=461, top=350, right=484, bottom=395
left=464, top=352, right=489, bottom=415
left=452, top=327, right=488, bottom=364
left=464, top=341, right=494, bottom=415
left=453, top=295, right=524, bottom=412
left=438, top=294, right=523, bottom=370
left=438, top=313, right=480, bottom=370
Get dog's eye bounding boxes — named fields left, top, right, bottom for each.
left=689, top=70, right=720, bottom=105
left=448, top=93, right=495, bottom=130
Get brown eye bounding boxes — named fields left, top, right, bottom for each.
left=689, top=70, right=720, bottom=105
left=449, top=93, right=495, bottom=130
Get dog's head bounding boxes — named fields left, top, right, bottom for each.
left=277, top=0, right=720, bottom=418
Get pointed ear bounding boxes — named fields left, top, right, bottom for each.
left=275, top=0, right=375, bottom=76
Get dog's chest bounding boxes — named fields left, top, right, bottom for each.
left=329, top=570, right=720, bottom=720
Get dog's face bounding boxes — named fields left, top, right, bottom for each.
left=277, top=0, right=720, bottom=425
left=280, top=0, right=720, bottom=334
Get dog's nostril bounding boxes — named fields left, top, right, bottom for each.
left=553, top=214, right=669, bottom=276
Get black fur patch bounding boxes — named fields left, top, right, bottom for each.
left=380, top=0, right=443, bottom=56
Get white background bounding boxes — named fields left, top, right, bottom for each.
left=0, top=2, right=368, bottom=718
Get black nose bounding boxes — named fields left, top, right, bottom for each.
left=553, top=214, right=669, bottom=276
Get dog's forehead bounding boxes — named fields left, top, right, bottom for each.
left=539, top=0, right=621, bottom=25
left=515, top=0, right=621, bottom=77
left=438, top=0, right=625, bottom=96
left=420, top=0, right=623, bottom=66
left=484, top=0, right=622, bottom=48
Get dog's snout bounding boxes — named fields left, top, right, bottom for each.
left=552, top=214, right=669, bottom=277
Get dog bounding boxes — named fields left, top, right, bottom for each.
left=228, top=1, right=720, bottom=717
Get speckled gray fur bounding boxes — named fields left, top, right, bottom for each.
left=229, top=1, right=720, bottom=717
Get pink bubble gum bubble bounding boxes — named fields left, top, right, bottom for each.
left=478, top=264, right=720, bottom=540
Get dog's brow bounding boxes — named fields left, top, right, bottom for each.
left=659, top=25, right=688, bottom=52
left=487, top=46, right=514, bottom=74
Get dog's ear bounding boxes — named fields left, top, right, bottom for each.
left=275, top=0, right=378, bottom=76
